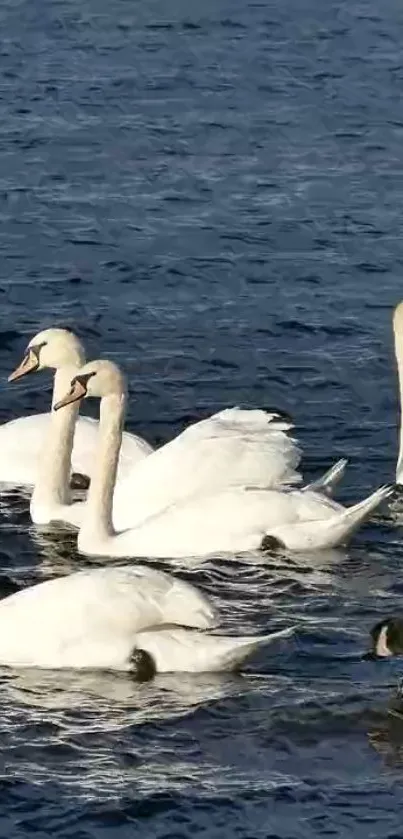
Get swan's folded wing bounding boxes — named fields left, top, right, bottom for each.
left=0, top=413, right=151, bottom=487
left=113, top=408, right=302, bottom=531
left=0, top=413, right=103, bottom=486
left=0, top=413, right=52, bottom=485
left=0, top=566, right=217, bottom=668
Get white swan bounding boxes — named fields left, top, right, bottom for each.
left=6, top=328, right=152, bottom=490
left=51, top=359, right=391, bottom=556
left=0, top=565, right=294, bottom=672
left=394, top=302, right=403, bottom=484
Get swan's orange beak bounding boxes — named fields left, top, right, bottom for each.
left=8, top=349, right=39, bottom=382
left=54, top=378, right=88, bottom=411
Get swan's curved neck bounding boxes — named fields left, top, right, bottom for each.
left=80, top=393, right=125, bottom=541
left=396, top=327, right=403, bottom=483
left=31, top=366, right=80, bottom=510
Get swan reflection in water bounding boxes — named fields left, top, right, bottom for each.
left=0, top=664, right=250, bottom=715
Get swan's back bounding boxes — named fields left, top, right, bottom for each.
left=0, top=413, right=54, bottom=484
left=0, top=413, right=152, bottom=486
left=113, top=408, right=301, bottom=531
left=0, top=566, right=217, bottom=668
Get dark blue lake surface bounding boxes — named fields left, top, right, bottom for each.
left=1, top=0, right=403, bottom=836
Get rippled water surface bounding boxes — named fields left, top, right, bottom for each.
left=2, top=0, right=403, bottom=836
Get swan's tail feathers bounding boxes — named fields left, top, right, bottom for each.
left=303, top=458, right=348, bottom=497
left=205, top=625, right=297, bottom=671
left=135, top=625, right=296, bottom=673
left=267, top=484, right=394, bottom=551
left=337, top=483, right=395, bottom=528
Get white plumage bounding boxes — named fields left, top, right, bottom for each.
left=0, top=566, right=294, bottom=672
left=393, top=302, right=403, bottom=485
left=0, top=412, right=151, bottom=487
left=50, top=360, right=389, bottom=558
left=132, top=625, right=295, bottom=673
left=0, top=566, right=215, bottom=668
left=112, top=406, right=302, bottom=532
left=78, top=484, right=393, bottom=558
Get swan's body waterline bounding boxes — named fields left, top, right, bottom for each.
left=52, top=360, right=390, bottom=557
left=5, top=328, right=152, bottom=500
left=0, top=566, right=294, bottom=672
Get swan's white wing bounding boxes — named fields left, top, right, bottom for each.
left=135, top=625, right=296, bottom=672
left=113, top=408, right=302, bottom=531
left=0, top=566, right=217, bottom=668
left=0, top=413, right=52, bottom=484
left=0, top=413, right=152, bottom=486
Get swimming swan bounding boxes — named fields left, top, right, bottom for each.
left=393, top=303, right=403, bottom=484
left=0, top=565, right=294, bottom=673
left=5, top=328, right=152, bottom=489
left=51, top=360, right=392, bottom=557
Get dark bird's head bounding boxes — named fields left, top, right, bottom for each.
left=364, top=617, right=403, bottom=660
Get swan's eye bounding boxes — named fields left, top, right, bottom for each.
left=68, top=379, right=77, bottom=396
left=28, top=341, right=47, bottom=364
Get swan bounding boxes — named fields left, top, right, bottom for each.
left=51, top=359, right=392, bottom=556
left=393, top=303, right=403, bottom=484
left=5, top=328, right=152, bottom=489
left=0, top=565, right=294, bottom=673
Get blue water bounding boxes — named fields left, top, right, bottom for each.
left=1, top=0, right=403, bottom=835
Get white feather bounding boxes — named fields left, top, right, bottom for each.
left=302, top=458, right=348, bottom=497
left=134, top=626, right=296, bottom=673
left=0, top=566, right=217, bottom=669
left=35, top=359, right=388, bottom=559
left=0, top=412, right=151, bottom=487
left=112, top=407, right=302, bottom=532
left=77, top=484, right=391, bottom=559
left=267, top=484, right=393, bottom=550
left=0, top=567, right=295, bottom=672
